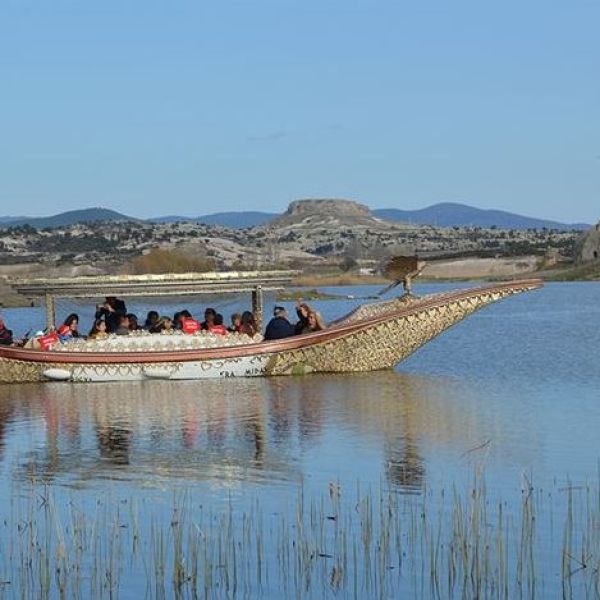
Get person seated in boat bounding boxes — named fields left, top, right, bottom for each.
left=115, top=315, right=131, bottom=336
left=88, top=318, right=108, bottom=340
left=240, top=311, right=258, bottom=337
left=229, top=313, right=242, bottom=333
left=173, top=310, right=192, bottom=330
left=144, top=310, right=159, bottom=331
left=300, top=310, right=327, bottom=334
left=57, top=313, right=80, bottom=340
left=208, top=313, right=228, bottom=336
left=294, top=302, right=311, bottom=334
left=0, top=316, right=13, bottom=346
left=181, top=315, right=201, bottom=334
left=127, top=313, right=141, bottom=331
left=264, top=306, right=295, bottom=340
left=95, top=296, right=127, bottom=333
left=201, top=308, right=216, bottom=331
left=173, top=311, right=181, bottom=329
left=150, top=316, right=173, bottom=333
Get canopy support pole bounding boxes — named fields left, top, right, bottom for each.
left=45, top=293, right=56, bottom=330
left=252, top=285, right=263, bottom=331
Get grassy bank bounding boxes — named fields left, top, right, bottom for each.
left=276, top=288, right=348, bottom=301
left=536, top=261, right=600, bottom=282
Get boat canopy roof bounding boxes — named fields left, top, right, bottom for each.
left=10, top=270, right=298, bottom=299
left=9, top=270, right=299, bottom=329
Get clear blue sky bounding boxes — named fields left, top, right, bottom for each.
left=1, top=1, right=598, bottom=222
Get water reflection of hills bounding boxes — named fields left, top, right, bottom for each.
left=0, top=372, right=532, bottom=492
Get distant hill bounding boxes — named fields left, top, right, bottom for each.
left=0, top=216, right=27, bottom=225
left=150, top=211, right=276, bottom=228
left=0, top=208, right=137, bottom=228
left=0, top=202, right=590, bottom=231
left=373, top=203, right=590, bottom=231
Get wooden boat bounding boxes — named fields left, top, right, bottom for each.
left=0, top=272, right=543, bottom=384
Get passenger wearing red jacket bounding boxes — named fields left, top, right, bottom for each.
left=182, top=317, right=201, bottom=334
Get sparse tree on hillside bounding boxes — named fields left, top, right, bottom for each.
left=128, top=248, right=215, bottom=274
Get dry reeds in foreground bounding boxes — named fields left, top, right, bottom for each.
left=0, top=474, right=598, bottom=599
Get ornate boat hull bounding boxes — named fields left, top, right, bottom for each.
left=0, top=280, right=542, bottom=384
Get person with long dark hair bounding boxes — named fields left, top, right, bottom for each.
left=88, top=318, right=108, bottom=340
left=240, top=311, right=258, bottom=337
left=294, top=302, right=311, bottom=334
left=58, top=313, right=80, bottom=339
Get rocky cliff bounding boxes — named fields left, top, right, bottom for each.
left=576, top=223, right=600, bottom=263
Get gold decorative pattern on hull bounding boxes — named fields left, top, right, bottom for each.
left=265, top=287, right=522, bottom=375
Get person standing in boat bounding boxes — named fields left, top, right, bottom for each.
left=0, top=316, right=13, bottom=346
left=264, top=306, right=295, bottom=340
left=95, top=297, right=127, bottom=333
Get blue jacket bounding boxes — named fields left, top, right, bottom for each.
left=264, top=317, right=295, bottom=340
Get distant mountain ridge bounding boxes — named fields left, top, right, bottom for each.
left=149, top=211, right=277, bottom=228
left=0, top=208, right=137, bottom=228
left=0, top=202, right=591, bottom=231
left=373, top=203, right=590, bottom=231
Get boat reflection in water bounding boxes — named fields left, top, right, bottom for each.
left=0, top=371, right=523, bottom=494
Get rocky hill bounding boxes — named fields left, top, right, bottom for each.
left=269, top=199, right=402, bottom=229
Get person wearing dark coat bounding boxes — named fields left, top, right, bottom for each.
left=95, top=297, right=127, bottom=333
left=0, top=317, right=13, bottom=346
left=144, top=310, right=160, bottom=331
left=264, top=306, right=295, bottom=341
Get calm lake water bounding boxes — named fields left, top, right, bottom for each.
left=0, top=282, right=598, bottom=598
